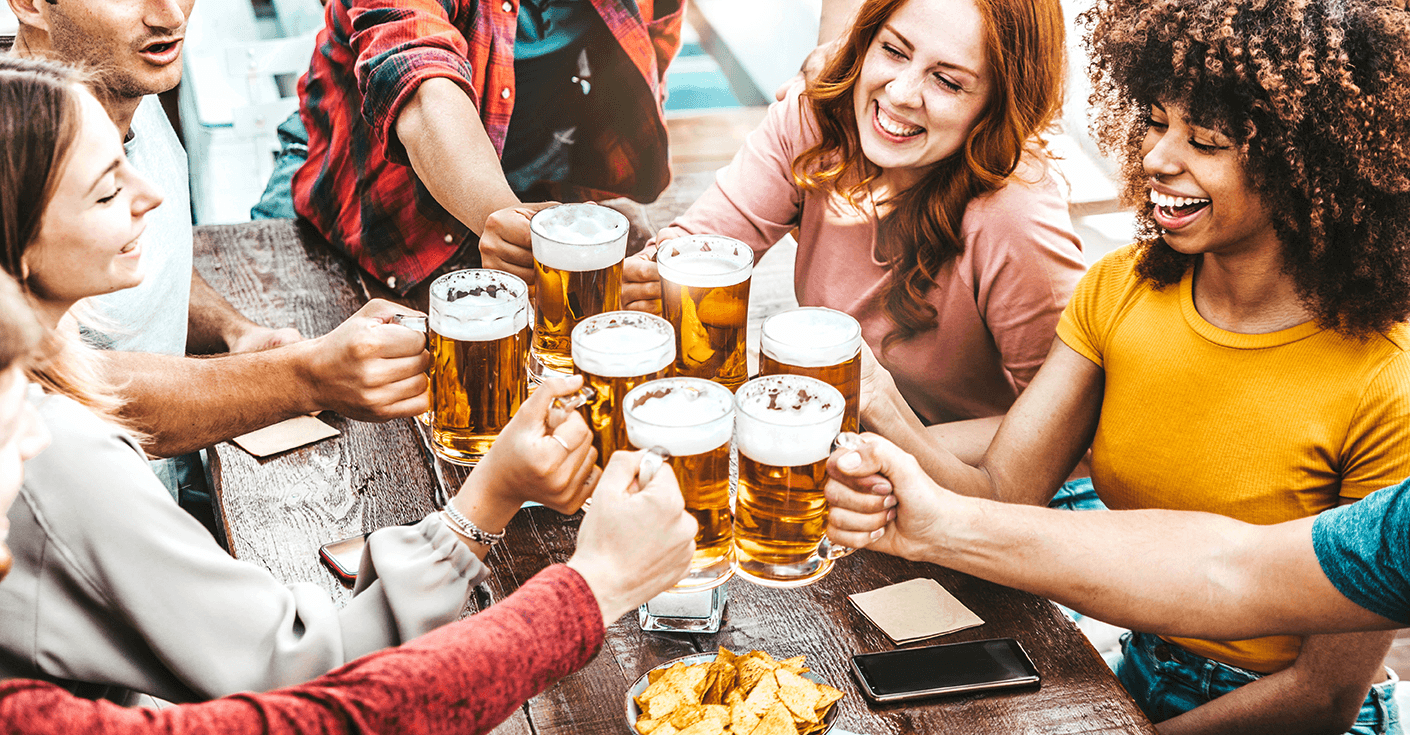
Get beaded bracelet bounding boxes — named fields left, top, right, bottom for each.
left=440, top=505, right=506, bottom=547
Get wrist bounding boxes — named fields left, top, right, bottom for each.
left=283, top=338, right=324, bottom=415
left=926, top=493, right=984, bottom=568
left=564, top=557, right=629, bottom=627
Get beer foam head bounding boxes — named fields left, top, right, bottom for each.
left=572, top=312, right=675, bottom=378
left=429, top=269, right=530, bottom=341
left=531, top=203, right=629, bottom=272
left=734, top=375, right=843, bottom=466
left=655, top=235, right=753, bottom=288
left=760, top=307, right=862, bottom=368
left=623, top=378, right=734, bottom=456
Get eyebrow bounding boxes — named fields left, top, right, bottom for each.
left=85, top=159, right=122, bottom=197
left=881, top=23, right=981, bottom=79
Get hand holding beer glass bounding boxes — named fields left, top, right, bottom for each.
left=759, top=307, right=863, bottom=433
left=571, top=312, right=675, bottom=468
left=530, top=203, right=629, bottom=381
left=655, top=235, right=753, bottom=389
left=733, top=374, right=855, bottom=587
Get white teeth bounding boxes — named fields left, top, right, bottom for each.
left=1149, top=190, right=1210, bottom=209
left=876, top=105, right=923, bottom=137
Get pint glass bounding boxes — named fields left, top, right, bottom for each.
left=427, top=269, right=530, bottom=465
left=733, top=374, right=850, bottom=588
left=656, top=235, right=753, bottom=389
left=571, top=311, right=675, bottom=467
left=530, top=203, right=629, bottom=381
left=758, top=307, right=862, bottom=433
left=623, top=377, right=735, bottom=590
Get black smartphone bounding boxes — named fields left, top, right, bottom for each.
left=318, top=535, right=365, bottom=586
left=850, top=638, right=1040, bottom=703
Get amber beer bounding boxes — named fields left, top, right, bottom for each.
left=759, top=307, right=863, bottom=433
left=571, top=311, right=675, bottom=467
left=428, top=270, right=530, bottom=465
left=733, top=375, right=848, bottom=588
left=530, top=203, right=629, bottom=381
left=623, top=378, right=736, bottom=590
left=656, top=235, right=753, bottom=389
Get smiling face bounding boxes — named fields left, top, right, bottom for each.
left=22, top=86, right=163, bottom=314
left=38, top=0, right=192, bottom=101
left=0, top=366, right=51, bottom=581
left=1142, top=102, right=1280, bottom=260
left=852, top=0, right=993, bottom=188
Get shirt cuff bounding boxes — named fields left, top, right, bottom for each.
left=361, top=49, right=479, bottom=167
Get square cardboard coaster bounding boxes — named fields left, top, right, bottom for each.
left=232, top=415, right=340, bottom=458
left=848, top=577, right=985, bottom=644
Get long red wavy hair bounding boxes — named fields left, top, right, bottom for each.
left=793, top=0, right=1066, bottom=348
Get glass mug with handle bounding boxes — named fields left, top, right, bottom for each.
left=530, top=203, right=629, bottom=382
left=622, top=377, right=736, bottom=591
left=655, top=234, right=753, bottom=390
left=758, top=307, right=863, bottom=434
left=571, top=311, right=675, bottom=469
left=732, top=374, right=857, bottom=588
left=392, top=269, right=530, bottom=465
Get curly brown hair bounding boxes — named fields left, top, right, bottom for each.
left=1081, top=0, right=1410, bottom=335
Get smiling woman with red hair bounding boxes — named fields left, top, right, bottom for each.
left=624, top=0, right=1084, bottom=441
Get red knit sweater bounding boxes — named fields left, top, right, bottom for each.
left=0, top=565, right=603, bottom=735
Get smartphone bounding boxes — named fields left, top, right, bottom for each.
left=850, top=638, right=1040, bottom=703
left=318, top=535, right=365, bottom=586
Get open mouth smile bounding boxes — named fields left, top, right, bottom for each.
left=1150, top=190, right=1211, bottom=230
left=873, top=101, right=924, bottom=141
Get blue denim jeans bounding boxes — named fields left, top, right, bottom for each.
left=1117, top=631, right=1401, bottom=734
left=250, top=112, right=307, bottom=220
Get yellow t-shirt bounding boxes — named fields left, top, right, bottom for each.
left=1056, top=247, right=1410, bottom=673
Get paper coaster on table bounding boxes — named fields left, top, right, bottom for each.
left=848, top=578, right=985, bottom=644
left=232, top=415, right=339, bottom=457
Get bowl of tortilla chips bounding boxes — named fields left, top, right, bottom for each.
left=626, top=648, right=844, bottom=735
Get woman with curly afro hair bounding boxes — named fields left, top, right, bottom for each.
left=857, top=0, right=1410, bottom=732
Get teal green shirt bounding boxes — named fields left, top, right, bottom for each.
left=515, top=0, right=595, bottom=60
left=1312, top=478, right=1410, bottom=624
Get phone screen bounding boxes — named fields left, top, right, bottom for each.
left=851, top=639, right=1039, bottom=698
left=319, top=536, right=365, bottom=583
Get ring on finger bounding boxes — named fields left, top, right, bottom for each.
left=550, top=433, right=571, bottom=452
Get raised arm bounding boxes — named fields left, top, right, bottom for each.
left=823, top=436, right=1402, bottom=638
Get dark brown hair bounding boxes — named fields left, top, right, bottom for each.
left=793, top=0, right=1067, bottom=348
left=1082, top=0, right=1410, bottom=335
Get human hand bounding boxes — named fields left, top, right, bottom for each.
left=825, top=433, right=958, bottom=564
left=297, top=299, right=430, bottom=420
left=773, top=37, right=843, bottom=100
left=471, top=375, right=598, bottom=514
left=227, top=324, right=304, bottom=354
left=567, top=450, right=698, bottom=626
left=480, top=201, right=556, bottom=283
left=857, top=340, right=905, bottom=431
left=622, top=245, right=661, bottom=313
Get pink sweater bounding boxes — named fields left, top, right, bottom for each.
left=671, top=87, right=1086, bottom=423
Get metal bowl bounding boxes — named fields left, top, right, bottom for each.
left=625, top=652, right=839, bottom=734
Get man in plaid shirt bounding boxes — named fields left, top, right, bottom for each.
left=287, top=0, right=684, bottom=296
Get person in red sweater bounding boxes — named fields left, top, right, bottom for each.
left=0, top=255, right=698, bottom=732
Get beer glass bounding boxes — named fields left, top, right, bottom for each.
left=655, top=235, right=753, bottom=389
left=732, top=374, right=852, bottom=588
left=623, top=377, right=736, bottom=590
left=530, top=203, right=629, bottom=381
left=426, top=269, right=530, bottom=465
left=759, top=307, right=863, bottom=433
left=571, top=311, right=675, bottom=468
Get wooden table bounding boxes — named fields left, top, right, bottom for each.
left=196, top=218, right=1154, bottom=734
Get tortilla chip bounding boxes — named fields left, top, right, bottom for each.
left=675, top=721, right=727, bottom=735
left=716, top=647, right=739, bottom=665
left=749, top=702, right=799, bottom=735
left=704, top=662, right=737, bottom=705
left=635, top=716, right=660, bottom=735
left=774, top=671, right=821, bottom=724
left=813, top=684, right=843, bottom=713
left=743, top=671, right=780, bottom=717
left=731, top=701, right=761, bottom=734
left=725, top=689, right=746, bottom=709
left=777, top=656, right=810, bottom=675
left=736, top=657, right=775, bottom=693
left=644, top=687, right=693, bottom=720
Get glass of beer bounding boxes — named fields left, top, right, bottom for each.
left=759, top=307, right=863, bottom=433
left=623, top=377, right=736, bottom=590
left=571, top=311, right=675, bottom=468
left=733, top=374, right=851, bottom=588
left=427, top=269, right=530, bottom=465
left=655, top=235, right=753, bottom=389
left=530, top=203, right=629, bottom=382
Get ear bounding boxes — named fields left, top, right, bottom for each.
left=8, top=0, right=52, bottom=34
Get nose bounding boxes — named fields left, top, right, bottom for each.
left=1141, top=130, right=1183, bottom=179
left=885, top=67, right=925, bottom=109
left=17, top=402, right=50, bottom=462
left=145, top=0, right=188, bottom=32
left=131, top=172, right=165, bottom=218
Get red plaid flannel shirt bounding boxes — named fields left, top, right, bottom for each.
left=292, top=0, right=683, bottom=293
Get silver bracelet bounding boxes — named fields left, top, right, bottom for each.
left=440, top=506, right=506, bottom=547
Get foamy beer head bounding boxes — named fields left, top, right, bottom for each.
left=623, top=378, right=734, bottom=458
left=655, top=234, right=753, bottom=288
left=734, top=375, right=845, bottom=467
left=429, top=269, right=530, bottom=340
left=760, top=307, right=862, bottom=368
left=530, top=202, right=629, bottom=271
left=571, top=312, right=675, bottom=379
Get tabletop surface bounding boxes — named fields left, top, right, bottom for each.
left=195, top=217, right=1155, bottom=735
